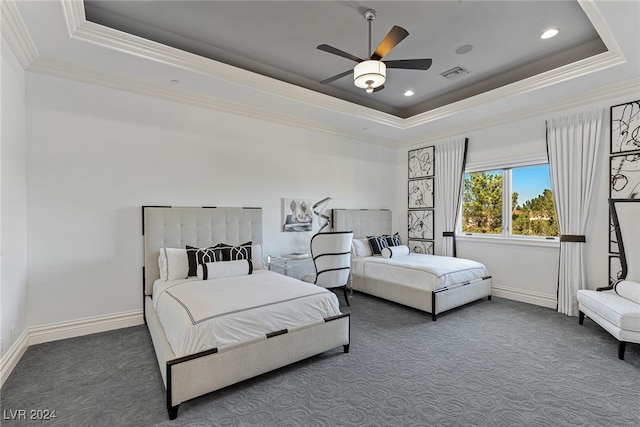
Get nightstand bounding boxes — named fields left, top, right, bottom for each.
left=267, top=256, right=315, bottom=280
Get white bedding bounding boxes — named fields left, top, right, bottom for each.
left=352, top=253, right=489, bottom=292
left=152, top=270, right=342, bottom=357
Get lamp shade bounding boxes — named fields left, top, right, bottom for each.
left=354, top=60, right=386, bottom=92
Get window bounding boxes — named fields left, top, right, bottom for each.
left=462, top=169, right=503, bottom=234
left=461, top=164, right=558, bottom=238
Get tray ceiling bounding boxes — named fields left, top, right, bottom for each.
left=83, top=1, right=607, bottom=119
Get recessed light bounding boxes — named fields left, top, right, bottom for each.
left=454, top=44, right=473, bottom=55
left=404, top=90, right=414, bottom=97
left=540, top=29, right=559, bottom=39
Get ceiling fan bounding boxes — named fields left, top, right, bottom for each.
left=317, top=9, right=432, bottom=94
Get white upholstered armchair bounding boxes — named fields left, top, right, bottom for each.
left=302, top=231, right=354, bottom=306
left=578, top=199, right=640, bottom=360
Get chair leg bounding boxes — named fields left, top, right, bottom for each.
left=618, top=341, right=627, bottom=360
left=343, top=286, right=350, bottom=306
left=578, top=311, right=585, bottom=325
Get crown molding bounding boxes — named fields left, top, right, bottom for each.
left=27, top=57, right=398, bottom=147
left=62, top=0, right=404, bottom=129
left=59, top=0, right=626, bottom=132
left=0, top=0, right=39, bottom=69
left=19, top=0, right=636, bottom=148
left=579, top=0, right=625, bottom=59
left=403, top=0, right=627, bottom=130
left=403, top=49, right=625, bottom=130
left=402, top=77, right=640, bottom=149
left=61, top=0, right=85, bottom=34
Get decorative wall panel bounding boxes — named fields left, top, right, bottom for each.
left=608, top=100, right=640, bottom=284
left=408, top=146, right=435, bottom=252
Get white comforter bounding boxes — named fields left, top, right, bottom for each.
left=153, top=270, right=341, bottom=357
left=352, top=253, right=489, bottom=292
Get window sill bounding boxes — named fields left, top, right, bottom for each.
left=456, top=234, right=560, bottom=248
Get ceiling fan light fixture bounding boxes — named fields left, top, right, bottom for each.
left=354, top=60, right=386, bottom=93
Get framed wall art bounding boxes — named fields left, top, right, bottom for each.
left=408, top=209, right=434, bottom=240
left=408, top=239, right=434, bottom=255
left=610, top=100, right=640, bottom=154
left=610, top=154, right=640, bottom=199
left=607, top=101, right=640, bottom=272
left=282, top=198, right=313, bottom=232
left=408, top=177, right=434, bottom=209
left=408, top=146, right=435, bottom=179
left=408, top=145, right=435, bottom=252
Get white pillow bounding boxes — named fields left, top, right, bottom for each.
left=158, top=248, right=189, bottom=281
left=352, top=238, right=373, bottom=258
left=614, top=280, right=640, bottom=305
left=158, top=253, right=167, bottom=281
left=252, top=244, right=265, bottom=270
left=197, top=259, right=253, bottom=280
left=381, top=245, right=410, bottom=259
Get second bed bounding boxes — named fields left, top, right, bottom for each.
left=333, top=208, right=492, bottom=320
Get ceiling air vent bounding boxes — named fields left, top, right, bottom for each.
left=441, top=66, right=470, bottom=80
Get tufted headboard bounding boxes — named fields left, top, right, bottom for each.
left=142, top=206, right=262, bottom=295
left=331, top=209, right=392, bottom=239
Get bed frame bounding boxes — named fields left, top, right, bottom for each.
left=332, top=208, right=491, bottom=321
left=142, top=206, right=350, bottom=419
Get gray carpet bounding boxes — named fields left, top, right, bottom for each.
left=1, top=294, right=638, bottom=426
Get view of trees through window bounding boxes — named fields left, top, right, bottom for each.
left=462, top=165, right=559, bottom=237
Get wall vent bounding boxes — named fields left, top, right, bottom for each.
left=440, top=66, right=470, bottom=80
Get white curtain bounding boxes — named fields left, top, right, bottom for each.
left=546, top=110, right=603, bottom=316
left=435, top=138, right=468, bottom=257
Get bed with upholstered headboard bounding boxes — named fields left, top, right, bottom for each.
left=143, top=206, right=350, bottom=419
left=332, top=208, right=492, bottom=320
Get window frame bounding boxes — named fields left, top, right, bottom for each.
left=458, top=157, right=559, bottom=246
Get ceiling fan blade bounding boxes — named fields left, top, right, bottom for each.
left=385, top=59, right=433, bottom=70
left=370, top=26, right=409, bottom=60
left=317, top=44, right=364, bottom=63
left=319, top=69, right=352, bottom=85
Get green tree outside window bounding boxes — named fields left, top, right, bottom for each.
left=462, top=166, right=558, bottom=237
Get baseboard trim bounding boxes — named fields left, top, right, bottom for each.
left=492, top=284, right=557, bottom=309
left=0, top=329, right=29, bottom=388
left=0, top=310, right=144, bottom=387
left=28, top=309, right=144, bottom=346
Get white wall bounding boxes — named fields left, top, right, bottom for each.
left=26, top=69, right=634, bottom=329
left=16, top=59, right=640, bottom=331
left=400, top=91, right=638, bottom=308
left=24, top=73, right=398, bottom=327
left=1, top=36, right=28, bottom=357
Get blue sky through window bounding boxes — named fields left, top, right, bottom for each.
left=512, top=164, right=552, bottom=205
